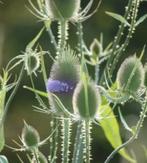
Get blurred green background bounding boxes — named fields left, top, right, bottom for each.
left=0, top=0, right=147, bottom=162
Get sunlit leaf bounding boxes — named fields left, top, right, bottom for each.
left=106, top=11, right=130, bottom=26
left=99, top=104, right=135, bottom=163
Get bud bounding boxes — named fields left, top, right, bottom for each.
left=73, top=81, right=101, bottom=120
left=32, top=152, right=48, bottom=163
left=90, top=39, right=101, bottom=57
left=47, top=49, right=80, bottom=114
left=117, top=56, right=144, bottom=93
left=45, top=0, right=80, bottom=20
left=21, top=122, right=40, bottom=149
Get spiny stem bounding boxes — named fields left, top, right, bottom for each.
left=58, top=20, right=69, bottom=54
left=104, top=98, right=147, bottom=163
left=61, top=118, right=71, bottom=163
left=72, top=122, right=84, bottom=163
left=84, top=120, right=91, bottom=163
left=49, top=118, right=59, bottom=163
left=100, top=0, right=134, bottom=85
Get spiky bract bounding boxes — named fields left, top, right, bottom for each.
left=117, top=56, right=144, bottom=93
left=45, top=0, right=80, bottom=20
left=73, top=81, right=100, bottom=120
left=47, top=49, right=80, bottom=114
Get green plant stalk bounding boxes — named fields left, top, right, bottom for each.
left=100, top=0, right=134, bottom=85
left=49, top=118, right=59, bottom=163
left=85, top=120, right=91, bottom=163
left=109, top=0, right=140, bottom=76
left=61, top=118, right=71, bottom=163
left=104, top=99, right=147, bottom=163
left=58, top=20, right=68, bottom=53
left=0, top=65, right=25, bottom=129
left=72, top=122, right=84, bottom=163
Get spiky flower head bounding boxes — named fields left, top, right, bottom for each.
left=47, top=48, right=80, bottom=115
left=21, top=122, right=40, bottom=150
left=73, top=79, right=101, bottom=120
left=117, top=56, right=144, bottom=93
left=45, top=0, right=80, bottom=21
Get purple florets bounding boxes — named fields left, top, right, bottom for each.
left=47, top=79, right=76, bottom=93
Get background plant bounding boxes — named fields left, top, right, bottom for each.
left=0, top=0, right=146, bottom=163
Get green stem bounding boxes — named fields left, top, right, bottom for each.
left=0, top=64, right=25, bottom=128
left=85, top=120, right=91, bottom=163
left=72, top=122, right=84, bottom=163
left=58, top=20, right=68, bottom=54
left=104, top=99, right=147, bottom=163
left=61, top=118, right=71, bottom=163
left=100, top=0, right=134, bottom=85
left=49, top=118, right=59, bottom=163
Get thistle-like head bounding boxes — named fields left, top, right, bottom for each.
left=73, top=78, right=101, bottom=120
left=21, top=122, right=40, bottom=150
left=47, top=48, right=80, bottom=115
left=117, top=56, right=144, bottom=93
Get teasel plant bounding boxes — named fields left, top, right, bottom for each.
left=1, top=0, right=147, bottom=163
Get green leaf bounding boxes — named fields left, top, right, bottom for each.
left=0, top=155, right=9, bottom=163
left=106, top=11, right=130, bottom=26
left=135, top=14, right=147, bottom=27
left=99, top=104, right=135, bottom=163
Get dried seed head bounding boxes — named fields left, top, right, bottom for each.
left=73, top=81, right=101, bottom=120
left=21, top=122, right=40, bottom=149
left=32, top=152, right=48, bottom=163
left=47, top=49, right=80, bottom=114
left=117, top=56, right=144, bottom=93
left=45, top=0, right=81, bottom=20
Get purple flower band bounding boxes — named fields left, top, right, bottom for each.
left=47, top=79, right=76, bottom=93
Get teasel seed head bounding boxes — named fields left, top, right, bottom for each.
left=117, top=56, right=144, bottom=93
left=45, top=0, right=80, bottom=21
left=21, top=122, right=40, bottom=150
left=47, top=48, right=80, bottom=115
left=73, top=80, right=101, bottom=120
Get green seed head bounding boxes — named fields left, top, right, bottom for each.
left=73, top=81, right=101, bottom=120
left=21, top=122, right=40, bottom=149
left=47, top=49, right=80, bottom=115
left=45, top=0, right=80, bottom=20
left=117, top=56, right=144, bottom=93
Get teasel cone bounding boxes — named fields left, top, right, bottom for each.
left=45, top=0, right=81, bottom=21
left=21, top=122, right=40, bottom=150
left=117, top=56, right=144, bottom=94
left=73, top=79, right=101, bottom=120
left=47, top=49, right=80, bottom=115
